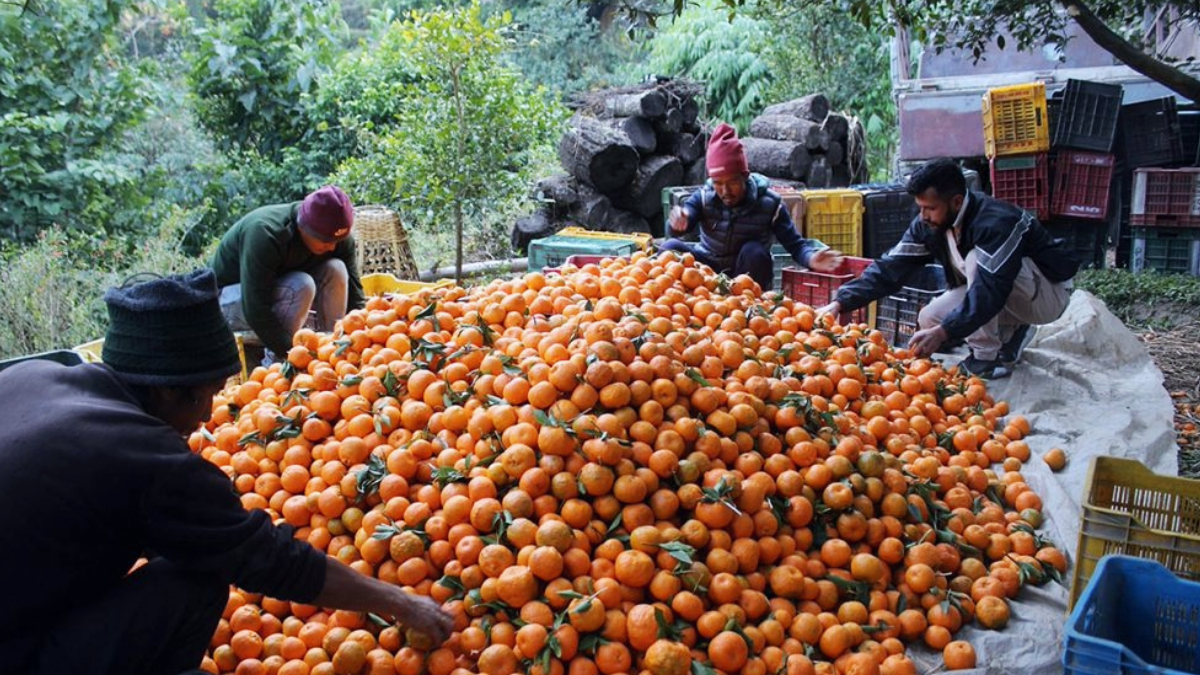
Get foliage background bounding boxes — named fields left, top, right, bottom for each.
left=0, top=0, right=901, bottom=357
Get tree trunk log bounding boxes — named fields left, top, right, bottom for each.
left=680, top=97, right=700, bottom=127
left=559, top=116, right=640, bottom=195
left=608, top=208, right=651, bottom=235
left=683, top=159, right=707, bottom=185
left=654, top=107, right=683, bottom=135
left=603, top=115, right=657, bottom=155
left=831, top=164, right=853, bottom=188
left=742, top=137, right=812, bottom=181
left=819, top=140, right=844, bottom=167
left=532, top=174, right=579, bottom=215
left=569, top=184, right=615, bottom=230
left=848, top=118, right=869, bottom=184
left=823, top=112, right=850, bottom=146
left=662, top=132, right=705, bottom=166
left=612, top=154, right=684, bottom=219
left=512, top=207, right=561, bottom=253
left=806, top=156, right=830, bottom=188
left=604, top=89, right=668, bottom=119
left=749, top=115, right=829, bottom=150
left=763, top=94, right=830, bottom=123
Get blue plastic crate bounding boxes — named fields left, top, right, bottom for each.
left=1065, top=555, right=1200, bottom=675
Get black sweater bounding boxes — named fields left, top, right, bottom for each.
left=0, top=361, right=326, bottom=651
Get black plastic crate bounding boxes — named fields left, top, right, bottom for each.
left=1052, top=79, right=1124, bottom=153
left=874, top=264, right=947, bottom=348
left=1118, top=97, right=1185, bottom=168
left=862, top=189, right=919, bottom=258
left=1046, top=218, right=1107, bottom=269
left=1182, top=110, right=1200, bottom=167
left=1132, top=226, right=1200, bottom=275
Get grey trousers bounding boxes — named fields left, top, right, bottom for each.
left=219, top=259, right=349, bottom=348
left=919, top=250, right=1072, bottom=361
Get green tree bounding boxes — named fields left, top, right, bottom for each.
left=185, top=0, right=344, bottom=159
left=647, top=0, right=771, bottom=131
left=0, top=0, right=157, bottom=241
left=495, top=0, right=647, bottom=95
left=638, top=0, right=1200, bottom=102
left=754, top=5, right=895, bottom=179
left=333, top=3, right=565, bottom=279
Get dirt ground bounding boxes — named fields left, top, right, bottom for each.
left=1135, top=310, right=1200, bottom=476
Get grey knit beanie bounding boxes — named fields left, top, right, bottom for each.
left=102, top=269, right=241, bottom=386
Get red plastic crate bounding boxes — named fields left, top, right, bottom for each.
left=1051, top=151, right=1115, bottom=220
left=780, top=257, right=873, bottom=326
left=990, top=153, right=1050, bottom=221
left=1131, top=168, right=1200, bottom=228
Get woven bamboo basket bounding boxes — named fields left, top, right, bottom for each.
left=354, top=205, right=420, bottom=279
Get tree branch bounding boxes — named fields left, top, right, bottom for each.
left=1062, top=0, right=1200, bottom=102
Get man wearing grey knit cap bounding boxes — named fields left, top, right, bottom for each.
left=0, top=269, right=450, bottom=675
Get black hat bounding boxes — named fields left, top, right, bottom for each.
left=102, top=269, right=241, bottom=386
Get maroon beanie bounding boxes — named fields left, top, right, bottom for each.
left=706, top=122, right=749, bottom=178
left=298, top=186, right=354, bottom=242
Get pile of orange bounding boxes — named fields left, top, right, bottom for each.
left=190, top=251, right=1065, bottom=675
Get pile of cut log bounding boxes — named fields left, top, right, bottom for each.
left=744, top=93, right=869, bottom=189
left=513, top=80, right=706, bottom=252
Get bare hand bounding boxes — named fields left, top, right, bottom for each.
left=398, top=593, right=454, bottom=645
left=669, top=206, right=690, bottom=233
left=908, top=325, right=949, bottom=358
left=815, top=301, right=841, bottom=320
left=809, top=248, right=845, bottom=272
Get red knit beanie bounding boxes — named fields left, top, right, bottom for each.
left=706, top=122, right=749, bottom=178
left=298, top=186, right=355, bottom=242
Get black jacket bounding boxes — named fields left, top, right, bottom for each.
left=677, top=173, right=821, bottom=272
left=834, top=191, right=1079, bottom=341
left=0, top=361, right=326, bottom=666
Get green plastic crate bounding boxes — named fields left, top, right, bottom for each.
left=1132, top=227, right=1200, bottom=275
left=528, top=235, right=641, bottom=271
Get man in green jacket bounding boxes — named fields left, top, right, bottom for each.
left=212, top=186, right=365, bottom=361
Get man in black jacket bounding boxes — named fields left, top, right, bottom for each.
left=0, top=270, right=451, bottom=675
left=818, top=159, right=1078, bottom=378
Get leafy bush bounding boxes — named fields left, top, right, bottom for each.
left=185, top=0, right=344, bottom=160
left=1076, top=268, right=1200, bottom=330
left=648, top=0, right=771, bottom=131
left=0, top=213, right=209, bottom=359
left=0, top=0, right=156, bottom=242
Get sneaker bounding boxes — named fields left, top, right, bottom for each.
left=999, top=325, right=1035, bottom=364
left=957, top=354, right=1011, bottom=380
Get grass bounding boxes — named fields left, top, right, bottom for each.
left=1075, top=268, right=1200, bottom=331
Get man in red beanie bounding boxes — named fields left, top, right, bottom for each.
left=212, top=185, right=365, bottom=362
left=662, top=122, right=843, bottom=290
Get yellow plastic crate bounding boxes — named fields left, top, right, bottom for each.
left=73, top=338, right=105, bottom=363
left=802, top=189, right=863, bottom=257
left=982, top=82, right=1050, bottom=158
left=1071, top=457, right=1200, bottom=610
left=361, top=273, right=453, bottom=296
left=557, top=226, right=653, bottom=252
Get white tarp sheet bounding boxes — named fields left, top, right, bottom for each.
left=901, top=290, right=1178, bottom=673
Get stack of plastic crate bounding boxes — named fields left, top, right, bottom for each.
left=779, top=257, right=874, bottom=327
left=1045, top=79, right=1125, bottom=269
left=982, top=83, right=1051, bottom=221
left=1129, top=168, right=1200, bottom=275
